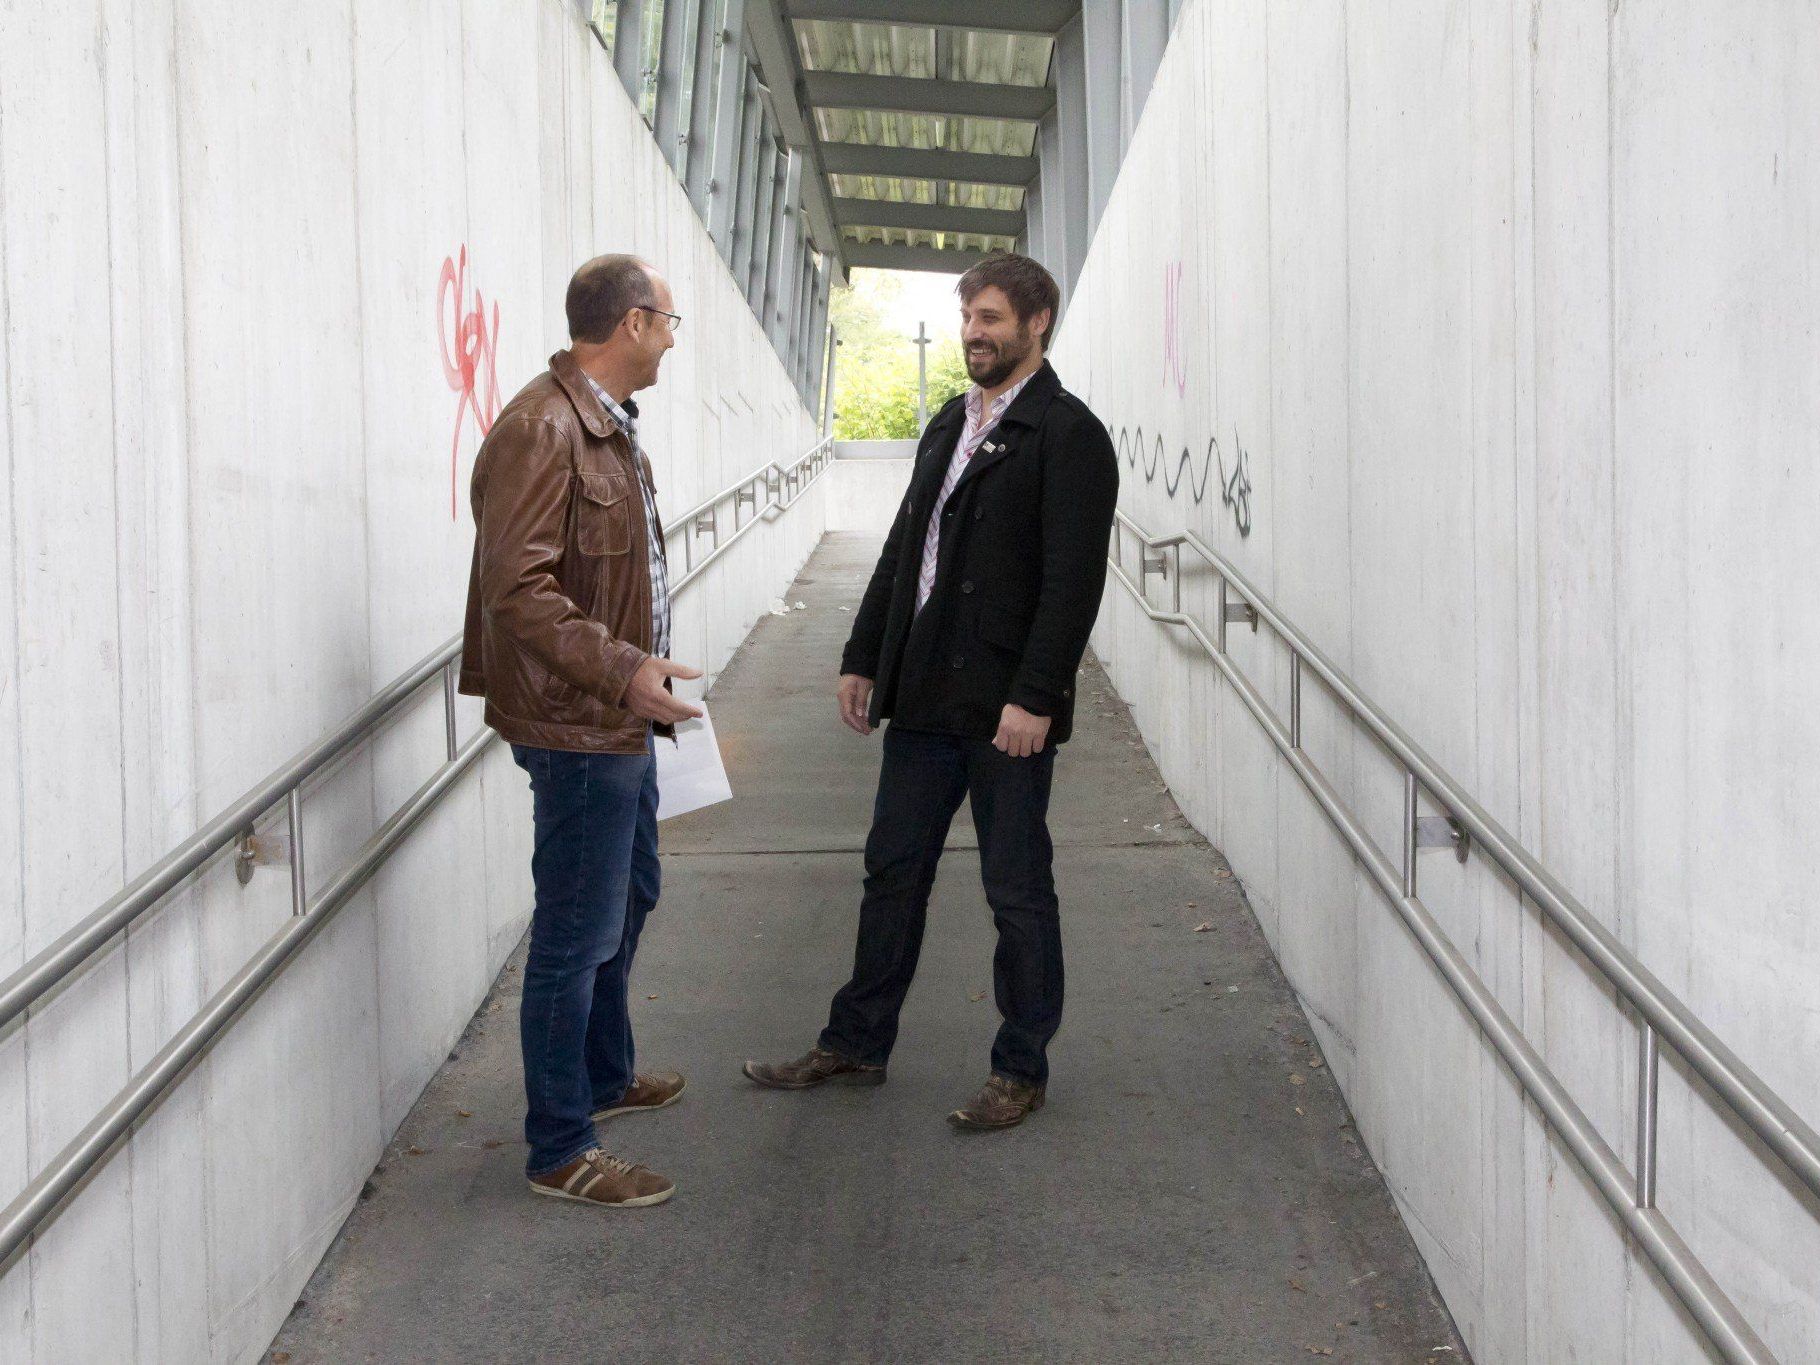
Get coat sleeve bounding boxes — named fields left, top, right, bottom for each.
left=840, top=476, right=918, bottom=678
left=475, top=415, right=649, bottom=703
left=1007, top=407, right=1119, bottom=717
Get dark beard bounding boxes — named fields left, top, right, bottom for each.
left=966, top=327, right=1033, bottom=388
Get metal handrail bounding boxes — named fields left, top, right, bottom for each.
left=0, top=434, right=832, bottom=1271
left=666, top=434, right=835, bottom=588
left=1109, top=508, right=1818, bottom=1365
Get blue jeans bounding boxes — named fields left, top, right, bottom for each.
left=511, top=738, right=660, bottom=1176
left=821, top=725, right=1063, bottom=1085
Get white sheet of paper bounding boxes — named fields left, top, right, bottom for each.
left=655, top=706, right=733, bottom=821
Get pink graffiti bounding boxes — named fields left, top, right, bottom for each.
left=438, top=245, right=502, bottom=520
left=1161, top=260, right=1188, bottom=398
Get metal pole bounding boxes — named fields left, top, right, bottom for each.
left=914, top=320, right=929, bottom=430
left=442, top=662, right=459, bottom=762
left=1638, top=1024, right=1660, bottom=1208
left=285, top=790, right=306, bottom=918
left=1402, top=770, right=1418, bottom=899
left=1290, top=652, right=1302, bottom=751
left=821, top=325, right=839, bottom=437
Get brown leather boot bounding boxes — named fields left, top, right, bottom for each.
left=528, top=1148, right=674, bottom=1208
left=948, top=1074, right=1046, bottom=1130
left=742, top=1044, right=886, bottom=1090
left=592, top=1070, right=685, bottom=1121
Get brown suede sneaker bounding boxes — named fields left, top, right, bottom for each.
left=947, top=1074, right=1046, bottom=1131
left=591, top=1070, right=685, bottom=1122
left=742, top=1044, right=886, bottom=1090
left=528, top=1148, right=674, bottom=1208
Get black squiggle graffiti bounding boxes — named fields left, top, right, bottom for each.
left=1108, top=423, right=1254, bottom=537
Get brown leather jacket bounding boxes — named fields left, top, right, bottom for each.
left=459, top=350, right=665, bottom=754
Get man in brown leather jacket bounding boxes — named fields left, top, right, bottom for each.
left=460, top=255, right=699, bottom=1209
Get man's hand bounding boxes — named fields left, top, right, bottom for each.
left=624, top=656, right=704, bottom=724
left=993, top=704, right=1052, bottom=758
left=837, top=674, right=875, bottom=736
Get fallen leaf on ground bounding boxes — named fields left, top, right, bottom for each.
left=1186, top=901, right=1197, bottom=908
left=969, top=991, right=986, bottom=1002
left=1374, top=1301, right=1387, bottom=1310
left=456, top=1110, right=473, bottom=1118
left=406, top=1147, right=427, bottom=1156
left=1309, top=1057, right=1325, bottom=1069
left=483, top=1140, right=504, bottom=1150
left=1289, top=1073, right=1307, bottom=1086
left=647, top=993, right=659, bottom=1000
left=272, top=1354, right=291, bottom=1363
left=1193, top=922, right=1214, bottom=933
left=1289, top=1278, right=1306, bottom=1293
left=1212, top=867, right=1233, bottom=880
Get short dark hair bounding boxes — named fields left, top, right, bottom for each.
left=566, top=255, right=655, bottom=343
left=956, top=253, right=1061, bottom=348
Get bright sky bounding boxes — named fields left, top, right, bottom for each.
left=876, top=269, right=965, bottom=344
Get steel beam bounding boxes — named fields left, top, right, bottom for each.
left=704, top=0, right=749, bottom=247
left=1120, top=0, right=1170, bottom=156
left=731, top=79, right=766, bottom=281
left=833, top=197, right=1025, bottom=238
left=751, top=138, right=784, bottom=308
left=801, top=70, right=1054, bottom=122
left=784, top=0, right=1079, bottom=34
left=766, top=152, right=806, bottom=342
left=653, top=0, right=696, bottom=173
left=741, top=0, right=848, bottom=281
left=1081, top=0, right=1121, bottom=231
left=1052, top=15, right=1090, bottom=298
left=683, top=0, right=720, bottom=208
left=818, top=141, right=1037, bottom=188
left=613, top=0, right=649, bottom=113
left=845, top=241, right=992, bottom=274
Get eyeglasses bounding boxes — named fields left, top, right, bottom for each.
left=634, top=305, right=683, bottom=332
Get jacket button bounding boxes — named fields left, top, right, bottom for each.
left=952, top=656, right=966, bottom=670
left=974, top=508, right=984, bottom=520
left=961, top=581, right=975, bottom=594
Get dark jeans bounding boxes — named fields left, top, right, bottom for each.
left=511, top=737, right=659, bottom=1176
left=821, top=724, right=1063, bottom=1085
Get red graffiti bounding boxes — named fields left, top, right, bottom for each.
left=1161, top=260, right=1188, bottom=398
left=438, top=245, right=502, bottom=519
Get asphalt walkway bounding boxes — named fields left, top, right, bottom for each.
left=272, top=533, right=1465, bottom=1365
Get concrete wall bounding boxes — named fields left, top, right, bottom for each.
left=0, top=1, right=821, bottom=1360
left=1049, top=2, right=1820, bottom=1361
left=826, top=447, right=914, bottom=534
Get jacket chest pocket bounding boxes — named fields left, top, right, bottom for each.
left=576, top=471, right=634, bottom=556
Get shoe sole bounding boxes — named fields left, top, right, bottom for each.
left=529, top=1181, right=675, bottom=1209
left=742, top=1060, right=887, bottom=1090
left=591, top=1078, right=686, bottom=1123
left=947, top=1095, right=1045, bottom=1131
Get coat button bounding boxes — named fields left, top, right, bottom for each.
left=952, top=656, right=966, bottom=670
left=974, top=508, right=984, bottom=520
left=961, top=581, right=975, bottom=594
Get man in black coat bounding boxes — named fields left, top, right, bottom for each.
left=744, top=253, right=1119, bottom=1130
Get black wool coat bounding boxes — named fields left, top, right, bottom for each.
left=840, top=361, right=1119, bottom=747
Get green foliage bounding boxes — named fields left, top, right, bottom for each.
left=830, top=272, right=972, bottom=441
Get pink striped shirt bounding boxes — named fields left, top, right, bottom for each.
left=915, top=372, right=1035, bottom=611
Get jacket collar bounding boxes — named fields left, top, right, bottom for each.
left=549, top=349, right=613, bottom=440
left=994, top=359, right=1062, bottom=431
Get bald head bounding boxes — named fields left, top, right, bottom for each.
left=566, top=255, right=657, bottom=343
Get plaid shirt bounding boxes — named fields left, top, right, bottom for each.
left=585, top=376, right=672, bottom=660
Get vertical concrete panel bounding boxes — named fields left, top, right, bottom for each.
left=354, top=0, right=491, bottom=1136
left=1263, top=0, right=1360, bottom=1098
left=1528, top=4, right=1633, bottom=1359
left=0, top=1, right=135, bottom=1356
left=99, top=0, right=213, bottom=1353
left=1611, top=4, right=1820, bottom=1359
